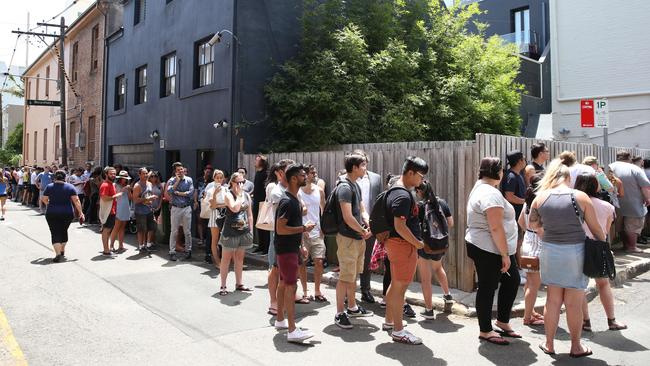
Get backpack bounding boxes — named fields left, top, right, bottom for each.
left=321, top=180, right=354, bottom=235
left=369, top=186, right=412, bottom=243
left=419, top=199, right=449, bottom=254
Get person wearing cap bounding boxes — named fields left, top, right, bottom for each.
left=109, top=170, right=133, bottom=253
left=42, top=170, right=85, bottom=263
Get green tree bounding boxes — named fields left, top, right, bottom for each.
left=5, top=123, right=23, bottom=154
left=265, top=0, right=522, bottom=151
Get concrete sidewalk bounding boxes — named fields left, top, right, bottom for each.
left=244, top=243, right=650, bottom=318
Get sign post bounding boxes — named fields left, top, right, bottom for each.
left=595, top=98, right=610, bottom=172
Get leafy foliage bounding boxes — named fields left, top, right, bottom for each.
left=265, top=0, right=522, bottom=151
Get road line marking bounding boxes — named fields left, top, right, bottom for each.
left=0, top=308, right=28, bottom=366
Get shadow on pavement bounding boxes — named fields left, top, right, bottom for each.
left=587, top=331, right=649, bottom=352
left=550, top=356, right=609, bottom=366
left=418, top=313, right=464, bottom=333
left=272, top=332, right=320, bottom=351
left=478, top=339, right=538, bottom=365
left=322, top=319, right=379, bottom=343
left=376, top=341, right=444, bottom=365
left=211, top=290, right=252, bottom=306
left=30, top=257, right=53, bottom=265
left=90, top=254, right=116, bottom=261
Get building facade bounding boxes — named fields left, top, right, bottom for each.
left=63, top=4, right=105, bottom=167
left=2, top=104, right=24, bottom=148
left=550, top=0, right=650, bottom=148
left=104, top=0, right=301, bottom=179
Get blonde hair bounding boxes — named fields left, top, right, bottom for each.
left=558, top=151, right=576, bottom=167
left=229, top=172, right=243, bottom=186
left=537, top=159, right=571, bottom=191
left=582, top=156, right=598, bottom=166
left=213, top=169, right=224, bottom=180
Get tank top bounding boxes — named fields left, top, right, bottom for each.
left=222, top=192, right=251, bottom=237
left=532, top=161, right=545, bottom=173
left=299, top=185, right=321, bottom=238
left=134, top=181, right=153, bottom=215
left=537, top=188, right=586, bottom=244
left=150, top=183, right=162, bottom=211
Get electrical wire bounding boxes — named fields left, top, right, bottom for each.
left=1, top=35, right=21, bottom=91
left=27, top=0, right=79, bottom=32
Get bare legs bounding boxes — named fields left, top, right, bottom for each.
left=385, top=280, right=409, bottom=331
left=220, top=249, right=234, bottom=288
left=109, top=220, right=127, bottom=250
left=582, top=278, right=625, bottom=328
left=313, top=258, right=324, bottom=297
left=544, top=286, right=590, bottom=354
left=210, top=227, right=221, bottom=268
left=523, top=272, right=543, bottom=321
left=417, top=258, right=450, bottom=310
left=277, top=281, right=298, bottom=332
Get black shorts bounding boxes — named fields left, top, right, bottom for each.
left=45, top=214, right=74, bottom=244
left=418, top=249, right=445, bottom=261
left=103, top=214, right=116, bottom=230
left=136, top=212, right=156, bottom=232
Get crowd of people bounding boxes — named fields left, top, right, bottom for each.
left=1, top=145, right=649, bottom=350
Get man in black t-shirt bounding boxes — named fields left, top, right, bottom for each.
left=384, top=156, right=427, bottom=345
left=274, top=164, right=316, bottom=343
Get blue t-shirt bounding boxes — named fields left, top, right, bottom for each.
left=39, top=172, right=53, bottom=191
left=44, top=182, right=77, bottom=216
left=0, top=182, right=7, bottom=195
left=501, top=169, right=526, bottom=218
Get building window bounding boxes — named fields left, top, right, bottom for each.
left=43, top=128, right=48, bottom=160
left=55, top=125, right=60, bottom=158
left=45, top=66, right=50, bottom=97
left=512, top=7, right=530, bottom=47
left=71, top=41, right=79, bottom=82
left=36, top=74, right=40, bottom=99
left=87, top=116, right=96, bottom=161
left=194, top=37, right=214, bottom=88
left=161, top=52, right=176, bottom=98
left=135, top=65, right=147, bottom=105
left=134, top=0, right=146, bottom=25
left=91, top=25, right=100, bottom=71
left=114, top=75, right=126, bottom=110
left=69, top=121, right=76, bottom=151
left=34, top=131, right=38, bottom=161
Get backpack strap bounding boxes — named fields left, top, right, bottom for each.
left=384, top=186, right=414, bottom=227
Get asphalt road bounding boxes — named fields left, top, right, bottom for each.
left=1, top=201, right=649, bottom=366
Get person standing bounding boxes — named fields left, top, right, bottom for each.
left=195, top=166, right=213, bottom=248
left=133, top=168, right=158, bottom=252
left=559, top=151, right=595, bottom=188
left=609, top=151, right=650, bottom=252
left=298, top=164, right=327, bottom=301
left=466, top=157, right=521, bottom=346
left=41, top=170, right=84, bottom=262
left=237, top=167, right=255, bottom=195
left=30, top=167, right=40, bottom=207
left=110, top=171, right=132, bottom=253
left=86, top=167, right=103, bottom=225
left=206, top=170, right=227, bottom=267
left=524, top=143, right=549, bottom=185
left=68, top=168, right=86, bottom=212
left=148, top=171, right=164, bottom=247
left=167, top=162, right=195, bottom=261
left=334, top=153, right=373, bottom=329
left=252, top=155, right=269, bottom=254
left=99, top=167, right=121, bottom=256
left=37, top=166, right=53, bottom=214
left=0, top=172, right=8, bottom=221
left=383, top=157, right=428, bottom=345
left=274, top=164, right=316, bottom=342
left=14, top=167, right=24, bottom=202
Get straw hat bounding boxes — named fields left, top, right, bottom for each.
left=117, top=170, right=132, bottom=180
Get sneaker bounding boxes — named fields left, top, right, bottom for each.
left=420, top=309, right=435, bottom=320
left=287, top=328, right=314, bottom=343
left=403, top=304, right=416, bottom=318
left=184, top=251, right=192, bottom=260
left=274, top=319, right=288, bottom=330
left=443, top=294, right=454, bottom=304
left=335, top=312, right=353, bottom=329
left=169, top=253, right=177, bottom=261
left=146, top=242, right=153, bottom=248
left=347, top=306, right=374, bottom=318
left=391, top=329, right=422, bottom=345
left=0, top=216, right=4, bottom=221
left=138, top=245, right=146, bottom=251
left=52, top=254, right=63, bottom=263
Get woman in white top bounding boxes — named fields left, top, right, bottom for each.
left=465, top=157, right=521, bottom=346
left=206, top=170, right=227, bottom=268
left=574, top=173, right=627, bottom=331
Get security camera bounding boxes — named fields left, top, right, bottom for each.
left=208, top=32, right=222, bottom=46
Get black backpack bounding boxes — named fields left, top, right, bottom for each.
left=321, top=180, right=354, bottom=235
left=369, top=186, right=412, bottom=241
left=419, top=199, right=449, bottom=253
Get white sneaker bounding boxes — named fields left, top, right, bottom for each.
left=274, top=319, right=288, bottom=330
left=146, top=242, right=153, bottom=248
left=391, top=329, right=422, bottom=345
left=287, top=328, right=314, bottom=343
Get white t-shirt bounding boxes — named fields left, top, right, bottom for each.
left=357, top=174, right=370, bottom=215
left=465, top=181, right=518, bottom=255
left=298, top=185, right=321, bottom=238
left=68, top=175, right=85, bottom=195
left=268, top=182, right=286, bottom=232
left=569, top=164, right=596, bottom=188
left=583, top=197, right=615, bottom=239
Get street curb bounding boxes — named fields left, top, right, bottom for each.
left=244, top=248, right=650, bottom=319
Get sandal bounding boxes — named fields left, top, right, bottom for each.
left=569, top=346, right=593, bottom=358
left=494, top=325, right=522, bottom=338
left=608, top=318, right=628, bottom=330
left=478, top=335, right=510, bottom=346
left=218, top=286, right=228, bottom=296
left=235, top=285, right=252, bottom=292
left=538, top=343, right=555, bottom=355
left=582, top=319, right=592, bottom=332
left=295, top=296, right=310, bottom=304
left=532, top=313, right=544, bottom=320
left=523, top=317, right=545, bottom=326
left=267, top=307, right=278, bottom=316
left=314, top=294, right=328, bottom=302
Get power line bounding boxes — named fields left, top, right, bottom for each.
left=27, top=0, right=78, bottom=33
left=1, top=35, right=21, bottom=91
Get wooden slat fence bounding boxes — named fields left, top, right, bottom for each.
left=240, top=134, right=650, bottom=292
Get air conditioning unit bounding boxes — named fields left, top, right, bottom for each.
left=75, top=131, right=86, bottom=148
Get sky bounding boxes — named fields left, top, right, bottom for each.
left=0, top=0, right=93, bottom=69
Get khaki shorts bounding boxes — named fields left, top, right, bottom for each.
left=623, top=216, right=645, bottom=235
left=336, top=234, right=365, bottom=283
left=303, top=235, right=326, bottom=259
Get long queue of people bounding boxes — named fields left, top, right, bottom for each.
left=3, top=146, right=649, bottom=351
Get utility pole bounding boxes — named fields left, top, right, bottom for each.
left=13, top=17, right=68, bottom=165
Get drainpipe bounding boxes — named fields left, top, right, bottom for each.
left=100, top=6, right=109, bottom=166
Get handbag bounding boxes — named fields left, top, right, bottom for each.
left=255, top=201, right=274, bottom=231
left=519, top=256, right=539, bottom=271
left=199, top=187, right=213, bottom=219
left=570, top=193, right=616, bottom=279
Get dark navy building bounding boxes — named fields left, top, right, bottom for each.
left=462, top=0, right=552, bottom=137
left=103, top=0, right=301, bottom=178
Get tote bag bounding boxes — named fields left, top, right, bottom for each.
left=255, top=201, right=274, bottom=231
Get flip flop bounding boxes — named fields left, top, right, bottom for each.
left=235, top=285, right=253, bottom=292
left=314, top=295, right=328, bottom=302
left=569, top=347, right=593, bottom=358
left=494, top=326, right=522, bottom=338
left=478, top=335, right=510, bottom=346
left=295, top=296, right=310, bottom=304
left=267, top=307, right=277, bottom=316
left=538, top=343, right=555, bottom=355
left=523, top=317, right=545, bottom=326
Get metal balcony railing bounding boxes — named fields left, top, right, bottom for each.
left=500, top=30, right=538, bottom=55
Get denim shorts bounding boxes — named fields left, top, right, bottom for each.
left=539, top=241, right=588, bottom=290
